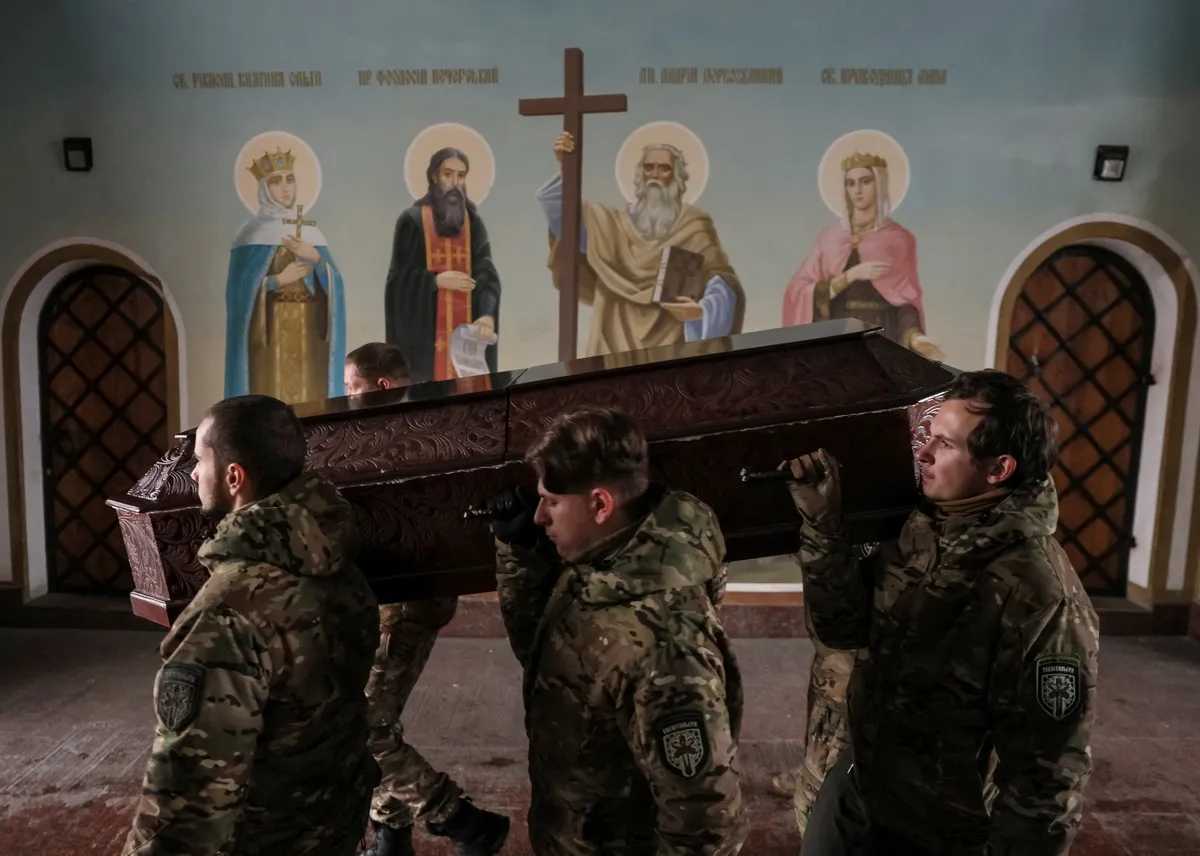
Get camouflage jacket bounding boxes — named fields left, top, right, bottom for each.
left=495, top=486, right=748, bottom=855
left=123, top=474, right=381, bottom=856
left=797, top=478, right=1098, bottom=855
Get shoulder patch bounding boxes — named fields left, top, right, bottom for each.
left=655, top=710, right=710, bottom=779
left=1035, top=654, right=1081, bottom=721
left=156, top=663, right=207, bottom=732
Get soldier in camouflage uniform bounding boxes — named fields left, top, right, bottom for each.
left=122, top=394, right=381, bottom=856
left=345, top=343, right=510, bottom=856
left=770, top=609, right=861, bottom=836
left=486, top=407, right=748, bottom=855
left=787, top=370, right=1099, bottom=856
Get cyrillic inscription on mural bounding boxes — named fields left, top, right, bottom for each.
left=359, top=68, right=500, bottom=86
left=819, top=68, right=947, bottom=85
left=638, top=67, right=783, bottom=85
left=172, top=71, right=323, bottom=89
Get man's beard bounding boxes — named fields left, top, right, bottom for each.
left=629, top=181, right=682, bottom=240
left=200, top=482, right=234, bottom=522
left=430, top=184, right=468, bottom=237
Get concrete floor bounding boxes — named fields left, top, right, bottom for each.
left=0, top=628, right=1198, bottom=854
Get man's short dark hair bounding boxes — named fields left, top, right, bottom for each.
left=945, top=370, right=1059, bottom=487
left=203, top=395, right=306, bottom=497
left=346, top=342, right=410, bottom=385
left=525, top=407, right=649, bottom=502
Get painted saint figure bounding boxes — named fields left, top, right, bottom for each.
left=537, top=130, right=744, bottom=356
left=782, top=150, right=940, bottom=358
left=384, top=147, right=501, bottom=383
left=225, top=145, right=347, bottom=403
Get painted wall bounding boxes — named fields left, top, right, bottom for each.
left=2, top=0, right=1199, bottom=585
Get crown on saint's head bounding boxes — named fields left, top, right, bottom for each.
left=841, top=152, right=887, bottom=172
left=248, top=147, right=296, bottom=182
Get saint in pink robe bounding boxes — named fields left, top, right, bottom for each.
left=782, top=222, right=926, bottom=346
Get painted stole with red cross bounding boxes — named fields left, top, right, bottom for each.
left=421, top=204, right=472, bottom=381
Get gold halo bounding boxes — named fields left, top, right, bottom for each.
left=615, top=121, right=709, bottom=206
left=234, top=131, right=322, bottom=215
left=818, top=129, right=910, bottom=218
left=404, top=122, right=496, bottom=205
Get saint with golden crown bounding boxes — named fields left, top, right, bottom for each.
left=782, top=130, right=940, bottom=358
left=224, top=133, right=347, bottom=404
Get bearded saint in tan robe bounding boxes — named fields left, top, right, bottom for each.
left=536, top=143, right=745, bottom=357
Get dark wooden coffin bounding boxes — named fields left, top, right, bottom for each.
left=108, top=319, right=955, bottom=627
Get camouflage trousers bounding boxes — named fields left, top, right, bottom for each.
left=801, top=751, right=947, bottom=856
left=774, top=609, right=861, bottom=837
left=366, top=596, right=464, bottom=828
left=527, top=767, right=661, bottom=856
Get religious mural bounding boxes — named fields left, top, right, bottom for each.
left=782, top=129, right=941, bottom=359
left=224, top=131, right=347, bottom=403
left=384, top=123, right=501, bottom=383
left=537, top=121, right=745, bottom=357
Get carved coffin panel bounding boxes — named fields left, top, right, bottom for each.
left=304, top=393, right=509, bottom=485
left=507, top=336, right=897, bottom=449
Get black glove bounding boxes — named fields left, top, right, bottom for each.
left=487, top=485, right=543, bottom=547
left=781, top=449, right=843, bottom=536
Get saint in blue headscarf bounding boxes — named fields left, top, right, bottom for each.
left=224, top=146, right=346, bottom=403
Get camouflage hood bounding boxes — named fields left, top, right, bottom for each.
left=573, top=487, right=726, bottom=606
left=933, top=476, right=1059, bottom=567
left=197, top=473, right=358, bottom=578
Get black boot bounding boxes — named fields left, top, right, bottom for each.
left=364, top=821, right=416, bottom=856
left=425, top=798, right=510, bottom=855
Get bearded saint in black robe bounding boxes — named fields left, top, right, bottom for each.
left=384, top=147, right=501, bottom=383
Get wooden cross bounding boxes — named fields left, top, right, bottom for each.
left=283, top=204, right=316, bottom=239
left=520, top=48, right=628, bottom=361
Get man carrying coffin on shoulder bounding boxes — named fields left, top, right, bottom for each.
left=344, top=343, right=510, bottom=856
left=787, top=370, right=1099, bottom=856
left=484, top=406, right=748, bottom=855
left=122, top=395, right=380, bottom=855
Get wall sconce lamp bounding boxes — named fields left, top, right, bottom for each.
left=62, top=137, right=93, bottom=172
left=1093, top=145, right=1128, bottom=182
